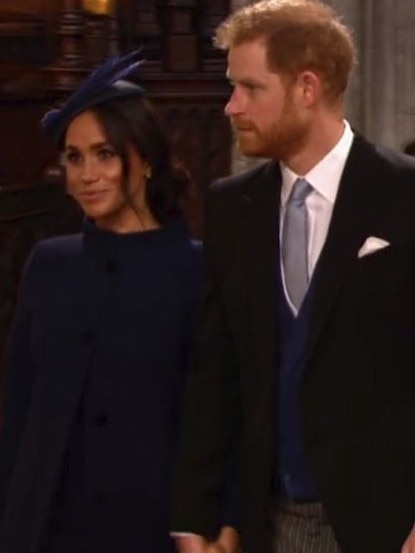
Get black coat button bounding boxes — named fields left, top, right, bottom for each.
left=94, top=493, right=106, bottom=504
left=106, top=259, right=117, bottom=272
left=81, top=330, right=95, bottom=345
left=91, top=414, right=108, bottom=427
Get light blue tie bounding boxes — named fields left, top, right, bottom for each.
left=282, top=178, right=312, bottom=311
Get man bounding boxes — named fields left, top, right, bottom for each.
left=171, top=1, right=415, bottom=552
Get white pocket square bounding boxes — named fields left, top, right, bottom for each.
left=358, top=236, right=390, bottom=258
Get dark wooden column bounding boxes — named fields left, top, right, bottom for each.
left=57, top=0, right=85, bottom=67
left=202, top=0, right=230, bottom=72
left=119, top=0, right=162, bottom=72
left=164, top=0, right=199, bottom=72
left=45, top=0, right=122, bottom=90
left=83, top=0, right=120, bottom=65
left=42, top=0, right=86, bottom=91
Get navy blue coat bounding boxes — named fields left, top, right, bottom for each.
left=0, top=218, right=203, bottom=553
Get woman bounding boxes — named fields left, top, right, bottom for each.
left=0, top=51, right=203, bottom=553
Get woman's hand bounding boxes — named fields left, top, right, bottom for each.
left=208, top=526, right=239, bottom=553
left=174, top=526, right=239, bottom=553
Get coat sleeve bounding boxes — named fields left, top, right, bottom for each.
left=0, top=245, right=41, bottom=518
left=170, top=190, right=241, bottom=538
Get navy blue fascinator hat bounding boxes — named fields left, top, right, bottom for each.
left=41, top=50, right=145, bottom=144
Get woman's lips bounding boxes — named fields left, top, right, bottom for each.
left=79, top=190, right=108, bottom=202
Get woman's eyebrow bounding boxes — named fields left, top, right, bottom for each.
left=63, top=141, right=111, bottom=151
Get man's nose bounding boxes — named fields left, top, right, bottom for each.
left=224, top=89, right=243, bottom=117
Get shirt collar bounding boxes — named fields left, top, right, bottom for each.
left=280, top=121, right=354, bottom=206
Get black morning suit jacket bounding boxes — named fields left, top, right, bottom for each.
left=171, top=135, right=415, bottom=553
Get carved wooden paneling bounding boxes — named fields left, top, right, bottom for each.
left=201, top=0, right=229, bottom=72
left=120, top=0, right=162, bottom=72
left=1, top=1, right=44, bottom=14
left=43, top=0, right=87, bottom=92
left=122, top=1, right=229, bottom=74
left=0, top=11, right=47, bottom=66
left=0, top=98, right=56, bottom=188
left=56, top=0, right=85, bottom=68
left=164, top=1, right=198, bottom=72
left=159, top=102, right=231, bottom=237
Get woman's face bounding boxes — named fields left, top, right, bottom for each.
left=63, top=110, right=151, bottom=233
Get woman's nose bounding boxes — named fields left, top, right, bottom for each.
left=80, top=159, right=99, bottom=183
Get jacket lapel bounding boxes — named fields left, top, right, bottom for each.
left=241, top=162, right=281, bottom=387
left=235, top=137, right=383, bottom=375
left=305, top=135, right=382, bottom=361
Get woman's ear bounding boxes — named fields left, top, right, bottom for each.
left=144, top=165, right=152, bottom=180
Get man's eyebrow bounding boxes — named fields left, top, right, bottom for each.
left=229, top=76, right=265, bottom=87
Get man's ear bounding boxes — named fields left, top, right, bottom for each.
left=296, top=70, right=323, bottom=107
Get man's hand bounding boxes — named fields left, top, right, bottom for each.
left=174, top=527, right=239, bottom=553
left=402, top=524, right=415, bottom=553
left=211, top=526, right=239, bottom=553
left=174, top=534, right=210, bottom=553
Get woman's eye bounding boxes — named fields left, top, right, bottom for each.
left=63, top=151, right=82, bottom=165
left=97, top=148, right=116, bottom=160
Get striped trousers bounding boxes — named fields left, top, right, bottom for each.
left=272, top=501, right=342, bottom=553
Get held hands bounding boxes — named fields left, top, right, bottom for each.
left=213, top=526, right=239, bottom=553
left=402, top=524, right=415, bottom=553
left=174, top=526, right=239, bottom=553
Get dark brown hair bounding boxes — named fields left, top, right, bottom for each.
left=70, top=96, right=190, bottom=224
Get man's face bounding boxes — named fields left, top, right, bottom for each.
left=225, top=39, right=310, bottom=161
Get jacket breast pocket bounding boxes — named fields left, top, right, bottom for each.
left=351, top=242, right=415, bottom=292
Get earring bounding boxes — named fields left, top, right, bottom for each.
left=144, top=166, right=152, bottom=180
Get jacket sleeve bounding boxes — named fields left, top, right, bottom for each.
left=170, top=190, right=241, bottom=538
left=0, top=246, right=41, bottom=518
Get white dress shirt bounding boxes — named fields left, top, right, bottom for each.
left=280, top=121, right=354, bottom=314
